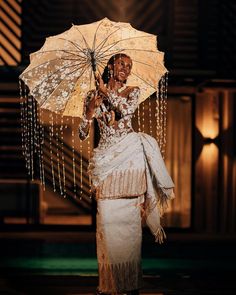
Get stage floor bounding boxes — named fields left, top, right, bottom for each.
left=0, top=231, right=235, bottom=294
left=0, top=273, right=235, bottom=295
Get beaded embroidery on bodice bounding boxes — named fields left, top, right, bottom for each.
left=96, top=87, right=140, bottom=149
left=78, top=87, right=140, bottom=149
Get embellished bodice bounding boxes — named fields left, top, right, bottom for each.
left=78, top=87, right=140, bottom=149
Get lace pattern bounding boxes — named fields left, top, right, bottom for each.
left=78, top=87, right=140, bottom=149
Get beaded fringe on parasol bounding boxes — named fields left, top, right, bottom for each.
left=19, top=73, right=168, bottom=199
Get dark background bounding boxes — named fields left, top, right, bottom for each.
left=0, top=1, right=236, bottom=294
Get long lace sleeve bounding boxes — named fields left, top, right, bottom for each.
left=78, top=91, right=94, bottom=141
left=107, top=87, right=140, bottom=117
left=78, top=117, right=91, bottom=140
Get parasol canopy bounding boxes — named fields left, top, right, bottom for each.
left=19, top=17, right=168, bottom=118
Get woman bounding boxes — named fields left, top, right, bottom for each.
left=79, top=53, right=175, bottom=295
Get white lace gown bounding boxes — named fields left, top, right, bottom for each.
left=79, top=87, right=144, bottom=293
left=79, top=87, right=175, bottom=294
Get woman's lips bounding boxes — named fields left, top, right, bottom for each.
left=119, top=71, right=126, bottom=77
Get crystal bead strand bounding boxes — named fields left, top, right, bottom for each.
left=159, top=74, right=168, bottom=157
left=159, top=77, right=165, bottom=156
left=32, top=97, right=38, bottom=154
left=71, top=116, right=77, bottom=198
left=158, top=79, right=162, bottom=154
left=23, top=86, right=30, bottom=174
left=60, top=116, right=66, bottom=198
left=141, top=102, right=145, bottom=132
left=87, top=131, right=92, bottom=199
left=28, top=94, right=34, bottom=180
left=148, top=96, right=153, bottom=136
left=34, top=98, right=42, bottom=184
left=156, top=83, right=161, bottom=147
left=137, top=104, right=141, bottom=132
left=24, top=89, right=30, bottom=175
left=39, top=108, right=46, bottom=191
left=162, top=73, right=168, bottom=158
left=19, top=80, right=26, bottom=161
left=79, top=137, right=83, bottom=200
left=49, top=112, right=56, bottom=192
left=33, top=98, right=41, bottom=180
left=55, top=113, right=63, bottom=195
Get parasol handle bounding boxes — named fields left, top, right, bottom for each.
left=93, top=70, right=99, bottom=91
left=90, top=50, right=99, bottom=91
left=90, top=50, right=96, bottom=72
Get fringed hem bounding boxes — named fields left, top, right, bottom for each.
left=143, top=189, right=174, bottom=244
left=98, top=260, right=143, bottom=293
left=154, top=225, right=167, bottom=244
left=146, top=188, right=175, bottom=218
left=157, top=188, right=175, bottom=217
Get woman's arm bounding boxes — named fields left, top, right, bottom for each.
left=78, top=91, right=96, bottom=141
left=78, top=116, right=92, bottom=141
left=107, top=87, right=140, bottom=117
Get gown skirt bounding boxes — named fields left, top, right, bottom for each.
left=96, top=195, right=144, bottom=294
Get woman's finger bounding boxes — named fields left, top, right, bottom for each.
left=108, top=111, right=115, bottom=126
left=95, top=72, right=101, bottom=83
left=94, top=94, right=102, bottom=107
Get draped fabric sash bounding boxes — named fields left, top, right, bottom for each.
left=89, top=132, right=175, bottom=243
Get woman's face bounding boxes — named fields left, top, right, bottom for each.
left=110, top=56, right=132, bottom=83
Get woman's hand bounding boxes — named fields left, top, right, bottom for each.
left=101, top=110, right=118, bottom=127
left=85, top=91, right=103, bottom=120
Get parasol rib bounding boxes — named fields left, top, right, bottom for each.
left=57, top=37, right=87, bottom=55
left=92, top=18, right=107, bottom=52
left=20, top=54, right=87, bottom=77
left=97, top=48, right=158, bottom=62
left=97, top=48, right=160, bottom=62
left=96, top=35, right=154, bottom=57
left=31, top=49, right=85, bottom=57
left=132, top=71, right=156, bottom=89
left=96, top=59, right=108, bottom=70
left=94, top=27, right=121, bottom=54
left=108, top=48, right=161, bottom=53
left=97, top=49, right=125, bottom=60
left=73, top=27, right=91, bottom=51
left=96, top=60, right=108, bottom=79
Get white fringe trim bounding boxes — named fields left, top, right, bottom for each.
left=154, top=225, right=167, bottom=244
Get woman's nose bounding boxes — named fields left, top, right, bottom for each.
left=122, top=64, right=129, bottom=72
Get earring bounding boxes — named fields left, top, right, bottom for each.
left=110, top=69, right=113, bottom=76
